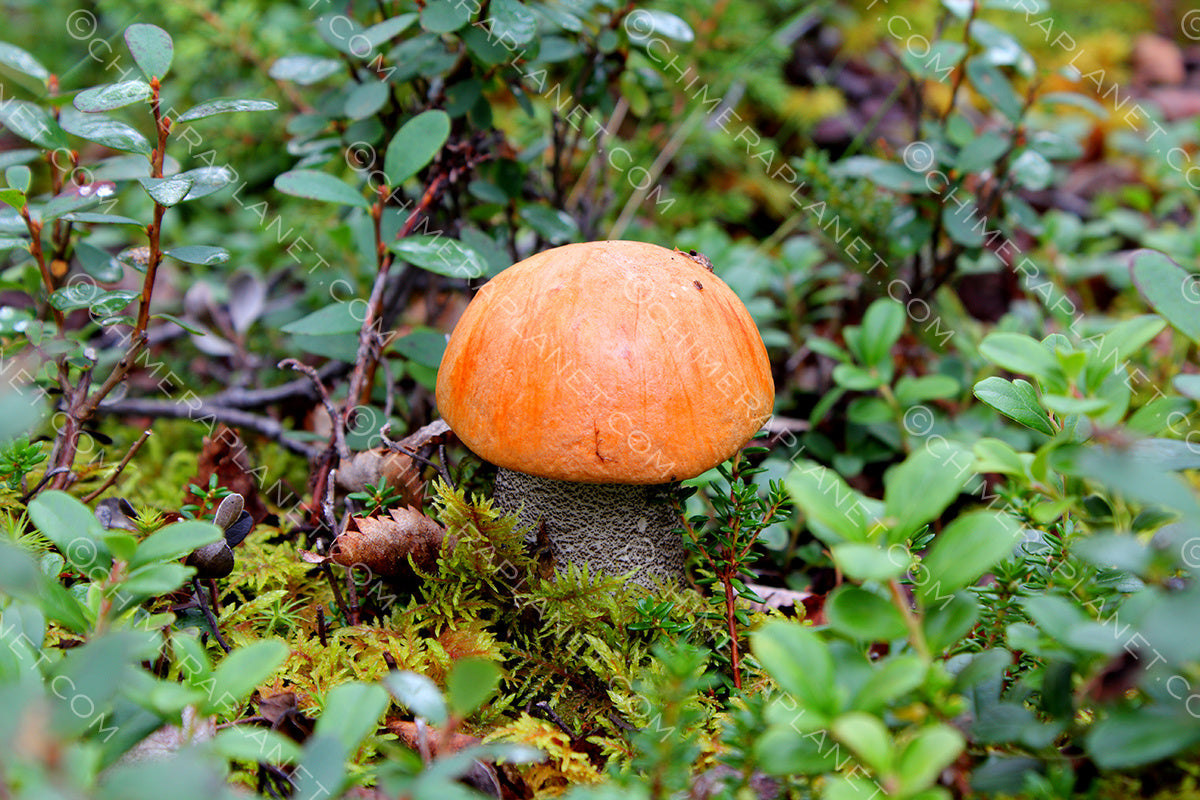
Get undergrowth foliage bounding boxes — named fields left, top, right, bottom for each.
left=1, top=1, right=1200, bottom=799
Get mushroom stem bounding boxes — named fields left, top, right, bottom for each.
left=493, top=468, right=685, bottom=587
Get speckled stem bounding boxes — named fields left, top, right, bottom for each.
left=493, top=468, right=685, bottom=587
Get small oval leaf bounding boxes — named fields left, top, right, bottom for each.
left=124, top=23, right=174, bottom=79
left=138, top=175, right=195, bottom=206
left=165, top=245, right=230, bottom=265
left=176, top=98, right=278, bottom=123
left=275, top=169, right=369, bottom=208
left=60, top=109, right=151, bottom=156
left=73, top=80, right=152, bottom=112
left=384, top=110, right=451, bottom=186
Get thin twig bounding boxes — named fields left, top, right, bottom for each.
left=94, top=397, right=317, bottom=458
left=82, top=429, right=152, bottom=503
left=20, top=468, right=72, bottom=504
left=279, top=358, right=349, bottom=460
left=192, top=577, right=231, bottom=653
left=379, top=423, right=453, bottom=489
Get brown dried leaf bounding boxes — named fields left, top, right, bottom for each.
left=336, top=448, right=424, bottom=507
left=328, top=507, right=450, bottom=576
left=393, top=418, right=452, bottom=452
left=183, top=424, right=269, bottom=523
left=257, top=691, right=315, bottom=743
left=387, top=719, right=481, bottom=756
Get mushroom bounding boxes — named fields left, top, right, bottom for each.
left=435, top=241, right=774, bottom=585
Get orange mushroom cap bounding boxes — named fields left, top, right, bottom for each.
left=436, top=240, right=775, bottom=484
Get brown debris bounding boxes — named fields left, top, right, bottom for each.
left=302, top=507, right=450, bottom=577
left=1132, top=33, right=1186, bottom=86
left=387, top=719, right=481, bottom=756
left=183, top=424, right=270, bottom=523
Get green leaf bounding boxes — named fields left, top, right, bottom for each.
left=942, top=200, right=983, bottom=247
left=832, top=363, right=884, bottom=391
left=130, top=520, right=222, bottom=569
left=0, top=188, right=24, bottom=211
left=973, top=377, right=1055, bottom=436
left=1087, top=709, right=1200, bottom=769
left=979, top=333, right=1058, bottom=380
left=6, top=164, right=31, bottom=193
left=391, top=328, right=447, bottom=368
left=384, top=110, right=451, bottom=186
left=390, top=235, right=487, bottom=279
left=625, top=9, right=694, bottom=43
left=824, top=776, right=892, bottom=800
left=1010, top=149, right=1052, bottom=190
left=0, top=305, right=32, bottom=333
left=896, top=725, right=965, bottom=795
left=73, top=80, right=152, bottom=112
left=785, top=461, right=869, bottom=544
left=901, top=40, right=965, bottom=80
left=27, top=490, right=112, bottom=579
left=853, top=655, right=927, bottom=713
left=63, top=212, right=143, bottom=227
left=205, top=640, right=289, bottom=715
left=751, top=621, right=838, bottom=718
left=118, top=562, right=194, bottom=602
left=846, top=397, right=892, bottom=425
left=1174, top=374, right=1200, bottom=400
left=315, top=681, right=389, bottom=751
left=0, top=539, right=89, bottom=633
left=48, top=282, right=121, bottom=312
left=917, top=511, right=1021, bottom=603
left=61, top=109, right=151, bottom=156
left=967, top=56, right=1021, bottom=120
left=1095, top=314, right=1168, bottom=367
left=268, top=54, right=342, bottom=85
left=124, top=24, right=173, bottom=79
left=955, top=130, right=1009, bottom=173
left=176, top=166, right=236, bottom=201
left=152, top=313, right=206, bottom=334
left=826, top=586, right=909, bottom=641
left=281, top=303, right=362, bottom=336
left=972, top=438, right=1026, bottom=476
left=894, top=374, right=959, bottom=406
left=1040, top=393, right=1108, bottom=416
left=834, top=156, right=928, bottom=193
left=0, top=100, right=69, bottom=150
left=48, top=631, right=158, bottom=737
left=0, top=42, right=49, bottom=81
left=1129, top=250, right=1200, bottom=345
left=831, top=542, right=908, bottom=582
left=857, top=299, right=905, bottom=368
left=755, top=726, right=842, bottom=775
left=883, top=444, right=972, bottom=543
left=421, top=0, right=474, bottom=33
left=137, top=175, right=194, bottom=206
left=446, top=657, right=501, bottom=716
left=923, top=592, right=980, bottom=652
left=489, top=0, right=538, bottom=45
left=274, top=169, right=369, bottom=208
left=175, top=98, right=277, bottom=123
left=385, top=671, right=448, bottom=725
left=831, top=711, right=892, bottom=773
left=518, top=205, right=578, bottom=243
left=212, top=727, right=302, bottom=765
left=316, top=13, right=366, bottom=55
left=344, top=82, right=390, bottom=120
left=165, top=245, right=229, bottom=265
left=1039, top=91, right=1108, bottom=117
left=40, top=182, right=117, bottom=222
left=91, top=289, right=139, bottom=317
